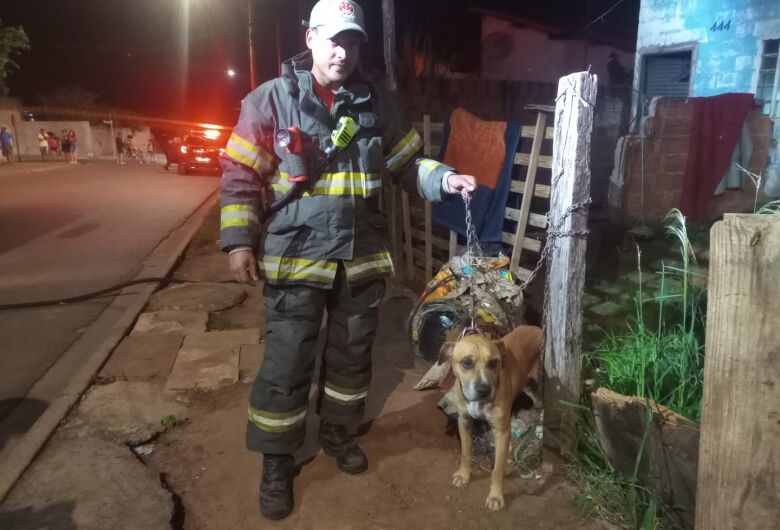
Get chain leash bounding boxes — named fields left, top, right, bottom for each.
left=462, top=193, right=482, bottom=330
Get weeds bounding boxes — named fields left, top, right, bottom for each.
left=571, top=209, right=705, bottom=528
left=569, top=408, right=671, bottom=529
left=588, top=209, right=705, bottom=421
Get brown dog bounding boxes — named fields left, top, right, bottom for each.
left=438, top=325, right=542, bottom=511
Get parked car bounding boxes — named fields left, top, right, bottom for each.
left=177, top=129, right=225, bottom=175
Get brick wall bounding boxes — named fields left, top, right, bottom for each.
left=396, top=77, right=631, bottom=205
left=621, top=98, right=772, bottom=223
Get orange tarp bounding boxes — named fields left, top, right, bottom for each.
left=442, top=108, right=507, bottom=190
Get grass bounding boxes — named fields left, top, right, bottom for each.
left=570, top=208, right=706, bottom=529
left=569, top=411, right=670, bottom=530
left=588, top=209, right=705, bottom=421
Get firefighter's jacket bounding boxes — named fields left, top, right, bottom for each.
left=220, top=51, right=454, bottom=288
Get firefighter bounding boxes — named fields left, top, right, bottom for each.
left=220, top=0, right=476, bottom=520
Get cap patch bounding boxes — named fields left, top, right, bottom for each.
left=338, top=1, right=355, bottom=17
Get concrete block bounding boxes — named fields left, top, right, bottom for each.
left=165, top=329, right=259, bottom=392
left=101, top=333, right=184, bottom=381
left=239, top=343, right=265, bottom=384
left=69, top=381, right=188, bottom=445
left=131, top=310, right=208, bottom=335
left=147, top=282, right=247, bottom=312
left=3, top=436, right=173, bottom=530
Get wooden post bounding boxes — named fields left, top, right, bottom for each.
left=382, top=0, right=397, bottom=92
left=542, top=72, right=597, bottom=456
left=696, top=214, right=780, bottom=529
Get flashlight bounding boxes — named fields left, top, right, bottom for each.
left=275, top=127, right=308, bottom=182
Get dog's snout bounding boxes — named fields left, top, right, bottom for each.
left=474, top=381, right=492, bottom=398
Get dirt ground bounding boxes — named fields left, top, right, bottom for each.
left=3, top=204, right=612, bottom=529
left=139, top=289, right=605, bottom=529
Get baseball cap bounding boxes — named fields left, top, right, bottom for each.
left=307, top=0, right=367, bottom=42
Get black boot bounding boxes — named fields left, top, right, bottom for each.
left=259, top=453, right=295, bottom=520
left=319, top=420, right=368, bottom=474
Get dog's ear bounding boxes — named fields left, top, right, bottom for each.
left=493, top=340, right=507, bottom=359
left=438, top=342, right=456, bottom=364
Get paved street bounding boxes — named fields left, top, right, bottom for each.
left=0, top=160, right=220, bottom=421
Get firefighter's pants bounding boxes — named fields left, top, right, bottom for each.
left=246, top=266, right=385, bottom=455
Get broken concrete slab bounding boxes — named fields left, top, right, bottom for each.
left=147, top=282, right=247, bottom=312
left=131, top=310, right=208, bottom=335
left=2, top=436, right=173, bottom=530
left=208, top=284, right=263, bottom=331
left=174, top=252, right=235, bottom=283
left=165, top=329, right=259, bottom=392
left=67, top=381, right=188, bottom=445
left=100, top=333, right=184, bottom=381
left=239, top=343, right=264, bottom=384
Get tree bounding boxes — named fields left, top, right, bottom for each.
left=0, top=19, right=29, bottom=96
left=37, top=85, right=101, bottom=109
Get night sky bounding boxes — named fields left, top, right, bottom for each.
left=0, top=0, right=637, bottom=125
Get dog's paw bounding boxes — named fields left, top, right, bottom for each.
left=452, top=469, right=471, bottom=488
left=485, top=493, right=505, bottom=511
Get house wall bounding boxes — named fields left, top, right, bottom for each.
left=620, top=97, right=772, bottom=222
left=635, top=0, right=780, bottom=97
left=481, top=16, right=634, bottom=86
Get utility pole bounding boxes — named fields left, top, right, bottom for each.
left=382, top=0, right=397, bottom=92
left=248, top=0, right=258, bottom=90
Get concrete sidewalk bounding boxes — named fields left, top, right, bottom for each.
left=0, top=204, right=606, bottom=530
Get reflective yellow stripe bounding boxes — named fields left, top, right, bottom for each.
left=225, top=132, right=275, bottom=173
left=385, top=129, right=423, bottom=172
left=230, top=132, right=274, bottom=164
left=271, top=171, right=381, bottom=197
left=418, top=159, right=444, bottom=175
left=323, top=383, right=369, bottom=403
left=344, top=251, right=395, bottom=281
left=220, top=204, right=259, bottom=230
left=259, top=256, right=338, bottom=284
left=248, top=406, right=307, bottom=433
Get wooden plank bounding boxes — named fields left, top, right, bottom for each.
left=696, top=215, right=780, bottom=529
left=501, top=232, right=542, bottom=253
left=389, top=184, right=402, bottom=281
left=510, top=111, right=548, bottom=273
left=424, top=200, right=433, bottom=280
left=592, top=388, right=699, bottom=529
left=515, top=152, right=552, bottom=169
left=543, top=72, right=597, bottom=456
left=409, top=205, right=424, bottom=219
left=504, top=207, right=547, bottom=229
left=401, top=191, right=414, bottom=280
left=423, top=114, right=432, bottom=157
left=521, top=125, right=554, bottom=140
left=510, top=180, right=551, bottom=198
left=513, top=266, right=532, bottom=281
left=411, top=228, right=449, bottom=251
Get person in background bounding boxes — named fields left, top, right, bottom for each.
left=38, top=128, right=49, bottom=161
left=47, top=132, right=59, bottom=160
left=145, top=140, right=155, bottom=164
left=0, top=127, right=14, bottom=165
left=126, top=134, right=137, bottom=162
left=115, top=132, right=126, bottom=164
left=61, top=129, right=71, bottom=162
left=68, top=130, right=78, bottom=164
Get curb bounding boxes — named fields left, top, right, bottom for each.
left=0, top=189, right=219, bottom=502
